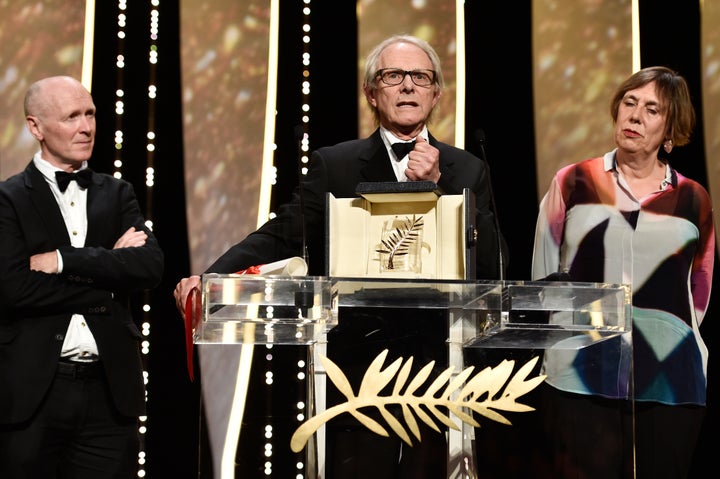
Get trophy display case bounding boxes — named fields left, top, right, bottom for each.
left=326, top=181, right=477, bottom=280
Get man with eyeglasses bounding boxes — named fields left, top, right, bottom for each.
left=174, top=34, right=505, bottom=478
left=174, top=33, right=504, bottom=299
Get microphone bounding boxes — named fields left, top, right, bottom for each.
left=475, top=128, right=505, bottom=282
left=294, top=125, right=310, bottom=268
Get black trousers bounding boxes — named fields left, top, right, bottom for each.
left=0, top=361, right=139, bottom=479
left=539, top=383, right=706, bottom=479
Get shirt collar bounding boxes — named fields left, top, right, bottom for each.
left=33, top=152, right=89, bottom=183
left=603, top=149, right=617, bottom=172
left=379, top=126, right=428, bottom=150
left=605, top=148, right=676, bottom=189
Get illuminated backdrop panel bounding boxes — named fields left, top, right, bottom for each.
left=0, top=0, right=87, bottom=179
left=532, top=0, right=633, bottom=197
left=702, top=0, right=720, bottom=255
left=180, top=0, right=274, bottom=273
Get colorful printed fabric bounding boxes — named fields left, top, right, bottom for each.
left=532, top=150, right=715, bottom=405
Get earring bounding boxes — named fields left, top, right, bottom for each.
left=663, top=139, right=673, bottom=153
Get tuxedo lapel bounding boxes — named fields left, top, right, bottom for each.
left=26, top=162, right=108, bottom=248
left=26, top=162, right=71, bottom=246
left=429, top=134, right=457, bottom=188
left=357, top=130, right=459, bottom=187
left=359, top=130, right=397, bottom=182
left=85, top=173, right=107, bottom=246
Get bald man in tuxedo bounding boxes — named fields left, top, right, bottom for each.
left=0, top=76, right=163, bottom=478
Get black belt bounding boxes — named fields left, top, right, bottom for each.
left=57, top=359, right=104, bottom=379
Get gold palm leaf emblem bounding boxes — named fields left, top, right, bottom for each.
left=290, top=349, right=546, bottom=452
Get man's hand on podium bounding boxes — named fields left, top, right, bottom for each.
left=174, top=274, right=201, bottom=317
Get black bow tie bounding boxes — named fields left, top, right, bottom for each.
left=55, top=169, right=93, bottom=192
left=391, top=141, right=416, bottom=160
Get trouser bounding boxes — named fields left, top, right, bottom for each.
left=0, top=360, right=139, bottom=479
left=539, top=383, right=706, bottom=479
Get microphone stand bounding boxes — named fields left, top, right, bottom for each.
left=293, top=125, right=312, bottom=317
left=475, top=129, right=505, bottom=282
left=294, top=125, right=310, bottom=267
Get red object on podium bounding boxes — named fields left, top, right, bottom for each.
left=184, top=264, right=267, bottom=380
left=184, top=287, right=201, bottom=381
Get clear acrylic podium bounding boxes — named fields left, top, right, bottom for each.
left=192, top=275, right=631, bottom=478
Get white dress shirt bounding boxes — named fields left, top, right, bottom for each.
left=33, top=153, right=99, bottom=362
left=380, top=126, right=429, bottom=182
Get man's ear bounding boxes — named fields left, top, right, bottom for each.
left=431, top=88, right=442, bottom=109
left=363, top=86, right=377, bottom=108
left=26, top=115, right=43, bottom=141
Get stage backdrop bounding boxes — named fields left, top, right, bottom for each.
left=532, top=0, right=719, bottom=255
left=178, top=0, right=719, bottom=275
left=179, top=0, right=277, bottom=273
left=532, top=0, right=633, bottom=196
left=703, top=0, right=720, bottom=247
left=0, top=0, right=90, bottom=180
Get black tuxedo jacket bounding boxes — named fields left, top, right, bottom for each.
left=207, top=128, right=504, bottom=279
left=0, top=161, right=164, bottom=424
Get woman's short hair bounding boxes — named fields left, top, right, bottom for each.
left=610, top=66, right=696, bottom=147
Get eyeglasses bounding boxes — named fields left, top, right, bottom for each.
left=375, top=68, right=436, bottom=87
